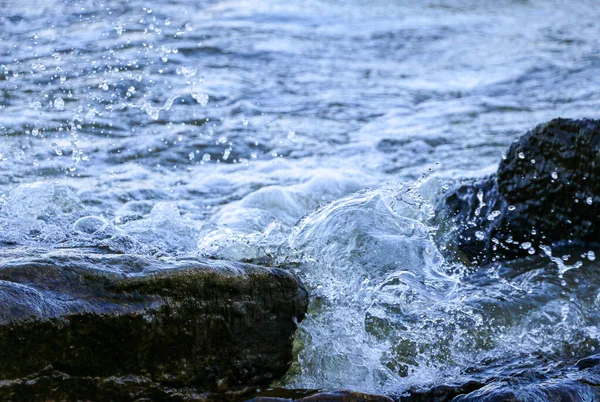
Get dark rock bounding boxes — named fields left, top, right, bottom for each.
left=391, top=363, right=600, bottom=402
left=0, top=247, right=308, bottom=399
left=243, top=390, right=394, bottom=402
left=452, top=377, right=600, bottom=402
left=576, top=354, right=600, bottom=370
left=298, top=390, right=394, bottom=402
left=438, top=118, right=600, bottom=264
left=397, top=381, right=487, bottom=402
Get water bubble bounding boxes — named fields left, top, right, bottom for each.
left=29, top=101, right=42, bottom=110
left=73, top=216, right=106, bottom=234
left=189, top=152, right=195, bottom=161
left=165, top=19, right=171, bottom=26
left=587, top=197, right=593, bottom=205
left=201, top=153, right=211, bottom=162
left=475, top=231, right=485, bottom=241
left=242, top=119, right=249, bottom=126
left=551, top=171, right=558, bottom=180
left=185, top=23, right=193, bottom=31
left=508, top=205, right=516, bottom=211
left=99, top=82, right=109, bottom=91
left=32, top=128, right=40, bottom=136
left=528, top=247, right=536, bottom=255
left=588, top=251, right=596, bottom=261
left=518, top=152, right=525, bottom=159
left=54, top=97, right=64, bottom=110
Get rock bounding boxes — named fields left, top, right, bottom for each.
left=298, top=390, right=394, bottom=402
left=438, top=118, right=600, bottom=264
left=0, top=247, right=308, bottom=398
left=394, top=361, right=600, bottom=402
left=451, top=375, right=600, bottom=402
left=243, top=390, right=394, bottom=402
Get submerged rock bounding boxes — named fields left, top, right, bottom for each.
left=0, top=247, right=308, bottom=399
left=438, top=118, right=600, bottom=264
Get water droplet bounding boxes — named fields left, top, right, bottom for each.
left=51, top=143, right=63, bottom=156
left=54, top=97, right=64, bottom=110
left=528, top=248, right=536, bottom=255
left=520, top=242, right=532, bottom=250
left=222, top=149, right=231, bottom=160
left=99, top=82, right=109, bottom=91
left=475, top=231, right=485, bottom=241
left=32, top=128, right=40, bottom=136
left=588, top=251, right=596, bottom=261
left=242, top=119, right=249, bottom=126
left=185, top=23, right=193, bottom=31
left=587, top=197, right=593, bottom=205
left=508, top=205, right=516, bottom=211
left=201, top=153, right=211, bottom=162
left=189, top=152, right=195, bottom=161
left=192, top=93, right=209, bottom=106
left=518, top=152, right=525, bottom=159
left=487, top=210, right=501, bottom=221
left=551, top=171, right=558, bottom=180
left=181, top=66, right=196, bottom=77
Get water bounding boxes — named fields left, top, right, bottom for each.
left=2, top=0, right=600, bottom=396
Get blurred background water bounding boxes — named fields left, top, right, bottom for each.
left=1, top=0, right=600, bottom=396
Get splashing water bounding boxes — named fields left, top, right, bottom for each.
left=2, top=0, right=600, bottom=396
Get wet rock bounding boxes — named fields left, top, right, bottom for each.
left=298, top=390, right=394, bottom=402
left=397, top=381, right=487, bottom=402
left=0, top=247, right=308, bottom=398
left=451, top=375, right=600, bottom=402
left=438, top=118, right=600, bottom=264
left=244, top=390, right=394, bottom=402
